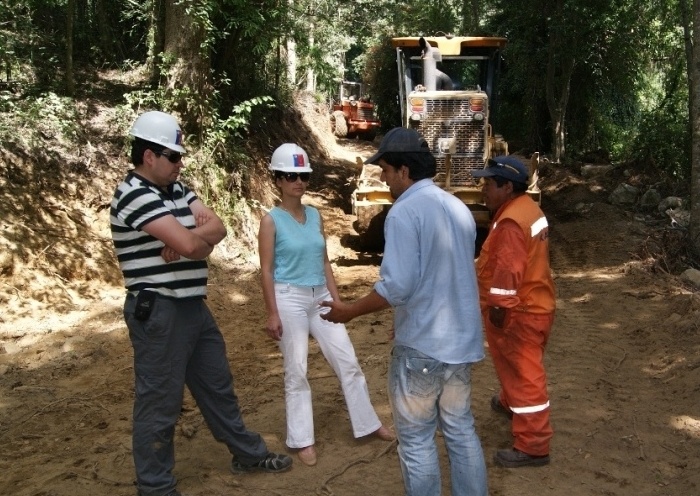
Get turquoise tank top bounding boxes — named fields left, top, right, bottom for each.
left=269, top=205, right=326, bottom=286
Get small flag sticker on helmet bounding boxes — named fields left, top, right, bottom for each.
left=175, top=130, right=183, bottom=145
left=293, top=153, right=305, bottom=168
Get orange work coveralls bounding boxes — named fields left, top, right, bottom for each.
left=476, top=194, right=556, bottom=456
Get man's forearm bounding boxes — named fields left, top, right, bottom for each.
left=321, top=289, right=391, bottom=324
left=350, top=290, right=391, bottom=319
left=192, top=219, right=227, bottom=246
left=185, top=237, right=215, bottom=260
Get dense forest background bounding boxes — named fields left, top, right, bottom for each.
left=0, top=0, right=697, bottom=238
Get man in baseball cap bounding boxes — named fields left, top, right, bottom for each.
left=471, top=155, right=529, bottom=185
left=364, top=127, right=432, bottom=165
left=474, top=154, right=556, bottom=468
left=322, top=127, right=489, bottom=495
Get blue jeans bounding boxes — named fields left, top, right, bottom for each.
left=390, top=345, right=487, bottom=496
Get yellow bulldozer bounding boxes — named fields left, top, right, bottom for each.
left=351, top=35, right=540, bottom=250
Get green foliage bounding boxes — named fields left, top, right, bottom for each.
left=116, top=75, right=276, bottom=229
left=179, top=148, right=247, bottom=221
left=374, top=0, right=460, bottom=37
left=625, top=64, right=691, bottom=180
left=483, top=0, right=682, bottom=163
left=0, top=92, right=80, bottom=148
left=629, top=106, right=690, bottom=180
left=0, top=1, right=39, bottom=85
left=0, top=0, right=694, bottom=194
left=179, top=95, right=274, bottom=220
left=208, top=0, right=285, bottom=108
left=123, top=87, right=168, bottom=113
left=364, top=36, right=402, bottom=131
left=205, top=96, right=274, bottom=145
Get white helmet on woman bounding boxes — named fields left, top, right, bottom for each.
left=269, top=143, right=312, bottom=173
left=129, top=111, right=186, bottom=153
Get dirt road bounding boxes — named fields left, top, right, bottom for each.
left=1, top=133, right=699, bottom=496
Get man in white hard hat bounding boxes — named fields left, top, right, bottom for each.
left=111, top=111, right=292, bottom=496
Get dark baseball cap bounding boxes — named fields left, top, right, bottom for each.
left=471, top=156, right=529, bottom=184
left=365, top=127, right=431, bottom=164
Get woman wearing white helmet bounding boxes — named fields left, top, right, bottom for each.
left=258, top=143, right=394, bottom=466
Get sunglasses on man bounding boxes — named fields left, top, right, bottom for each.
left=153, top=149, right=183, bottom=164
left=280, top=172, right=311, bottom=182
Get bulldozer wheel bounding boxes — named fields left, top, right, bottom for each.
left=354, top=205, right=388, bottom=251
left=331, top=111, right=348, bottom=137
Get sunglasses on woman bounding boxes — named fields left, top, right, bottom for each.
left=281, top=172, right=311, bottom=182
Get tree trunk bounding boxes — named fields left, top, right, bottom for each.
left=545, top=50, right=574, bottom=162
left=286, top=0, right=297, bottom=87
left=544, top=0, right=575, bottom=163
left=306, top=21, right=315, bottom=92
left=148, top=0, right=165, bottom=87
left=681, top=0, right=693, bottom=113
left=690, top=0, right=700, bottom=251
left=65, top=0, right=75, bottom=96
left=461, top=0, right=480, bottom=34
left=95, top=0, right=113, bottom=61
left=275, top=36, right=282, bottom=93
left=163, top=0, right=212, bottom=137
left=287, top=38, right=297, bottom=87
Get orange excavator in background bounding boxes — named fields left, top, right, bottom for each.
left=330, top=80, right=381, bottom=141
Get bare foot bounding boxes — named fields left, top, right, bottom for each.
left=297, top=445, right=317, bottom=466
left=373, top=425, right=395, bottom=441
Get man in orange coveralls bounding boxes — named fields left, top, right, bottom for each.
left=472, top=156, right=555, bottom=468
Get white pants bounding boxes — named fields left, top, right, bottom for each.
left=275, top=282, right=382, bottom=448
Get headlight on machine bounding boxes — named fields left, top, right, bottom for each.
left=410, top=97, right=425, bottom=113
left=470, top=98, right=484, bottom=112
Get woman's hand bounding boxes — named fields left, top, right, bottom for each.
left=265, top=315, right=284, bottom=341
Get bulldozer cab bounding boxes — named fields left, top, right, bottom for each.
left=389, top=36, right=513, bottom=227
left=394, top=37, right=510, bottom=157
left=392, top=36, right=506, bottom=127
left=339, top=81, right=363, bottom=101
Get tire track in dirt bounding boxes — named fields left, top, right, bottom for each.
left=535, top=199, right=700, bottom=495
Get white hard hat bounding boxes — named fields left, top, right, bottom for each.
left=129, top=111, right=186, bottom=153
left=269, top=143, right=312, bottom=173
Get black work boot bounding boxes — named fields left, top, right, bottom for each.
left=494, top=448, right=550, bottom=468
